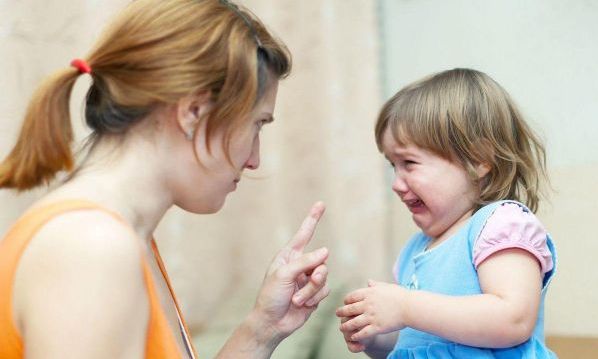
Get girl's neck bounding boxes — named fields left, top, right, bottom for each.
left=427, top=209, right=474, bottom=250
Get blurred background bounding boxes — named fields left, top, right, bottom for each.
left=1, top=0, right=597, bottom=358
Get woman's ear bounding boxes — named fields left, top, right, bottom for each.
left=175, top=91, right=213, bottom=140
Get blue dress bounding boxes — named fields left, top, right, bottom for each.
left=388, top=200, right=557, bottom=358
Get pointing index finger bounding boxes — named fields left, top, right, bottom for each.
left=288, top=201, right=326, bottom=253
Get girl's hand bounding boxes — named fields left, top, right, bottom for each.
left=251, top=202, right=330, bottom=344
left=336, top=280, right=409, bottom=342
left=338, top=315, right=375, bottom=353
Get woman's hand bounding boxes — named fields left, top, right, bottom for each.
left=251, top=201, right=330, bottom=343
left=217, top=202, right=329, bottom=358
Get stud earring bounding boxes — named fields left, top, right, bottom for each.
left=186, top=130, right=194, bottom=141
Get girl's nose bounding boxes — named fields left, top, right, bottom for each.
left=391, top=171, right=408, bottom=195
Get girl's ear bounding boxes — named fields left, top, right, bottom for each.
left=475, top=162, right=491, bottom=179
left=175, top=91, right=213, bottom=140
left=473, top=138, right=494, bottom=179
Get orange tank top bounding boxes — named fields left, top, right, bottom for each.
left=0, top=200, right=198, bottom=358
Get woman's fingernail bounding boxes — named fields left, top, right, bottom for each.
left=316, top=247, right=328, bottom=256
left=312, top=272, right=322, bottom=282
left=293, top=294, right=302, bottom=304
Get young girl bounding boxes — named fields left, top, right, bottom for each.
left=0, top=0, right=330, bottom=358
left=336, top=68, right=556, bottom=358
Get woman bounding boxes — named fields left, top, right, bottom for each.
left=0, top=0, right=330, bottom=358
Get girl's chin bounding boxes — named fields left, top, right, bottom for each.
left=414, top=218, right=442, bottom=239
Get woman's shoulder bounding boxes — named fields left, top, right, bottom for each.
left=14, top=206, right=148, bottom=315
left=35, top=206, right=139, bottom=252
left=19, top=206, right=145, bottom=282
left=12, top=207, right=150, bottom=356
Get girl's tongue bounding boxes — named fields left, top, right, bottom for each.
left=406, top=199, right=426, bottom=213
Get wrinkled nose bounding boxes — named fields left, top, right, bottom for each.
left=391, top=171, right=408, bottom=195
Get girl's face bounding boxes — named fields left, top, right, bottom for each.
left=381, top=128, right=478, bottom=242
left=172, top=81, right=278, bottom=214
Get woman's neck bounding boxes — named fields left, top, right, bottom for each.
left=41, top=135, right=173, bottom=243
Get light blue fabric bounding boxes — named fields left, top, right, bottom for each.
left=388, top=200, right=557, bottom=359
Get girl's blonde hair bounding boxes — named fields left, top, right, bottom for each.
left=375, top=68, right=548, bottom=212
left=0, top=0, right=291, bottom=191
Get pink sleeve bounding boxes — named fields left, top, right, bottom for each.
left=473, top=203, right=554, bottom=274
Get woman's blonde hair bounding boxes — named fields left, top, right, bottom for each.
left=0, top=0, right=290, bottom=191
left=375, top=68, right=548, bottom=212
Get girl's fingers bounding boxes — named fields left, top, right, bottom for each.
left=346, top=340, right=366, bottom=353
left=351, top=324, right=376, bottom=342
left=340, top=313, right=369, bottom=332
left=343, top=288, right=367, bottom=305
left=336, top=301, right=364, bottom=318
left=339, top=316, right=367, bottom=352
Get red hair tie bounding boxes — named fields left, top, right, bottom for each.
left=70, top=58, right=92, bottom=74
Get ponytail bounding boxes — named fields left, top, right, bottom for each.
left=0, top=68, right=79, bottom=190
left=1, top=0, right=292, bottom=191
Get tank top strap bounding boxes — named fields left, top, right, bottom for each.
left=0, top=199, right=182, bottom=358
left=151, top=240, right=198, bottom=358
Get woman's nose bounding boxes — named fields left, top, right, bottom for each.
left=244, top=137, right=260, bottom=170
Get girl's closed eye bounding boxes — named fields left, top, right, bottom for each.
left=385, top=157, right=416, bottom=170
left=403, top=159, right=418, bottom=169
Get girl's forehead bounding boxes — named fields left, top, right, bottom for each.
left=382, top=130, right=423, bottom=156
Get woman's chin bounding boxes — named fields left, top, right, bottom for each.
left=176, top=197, right=227, bottom=215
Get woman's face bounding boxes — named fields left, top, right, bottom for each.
left=172, top=81, right=279, bottom=214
